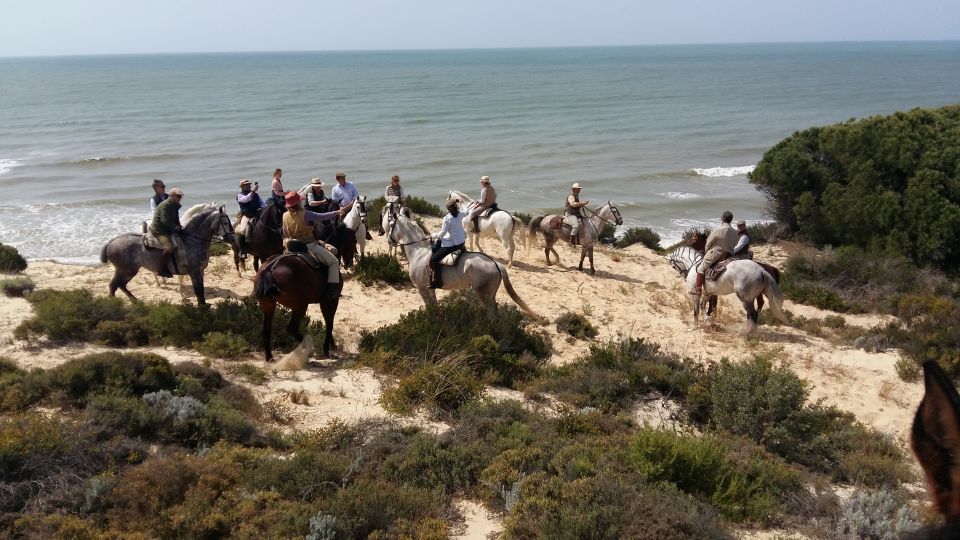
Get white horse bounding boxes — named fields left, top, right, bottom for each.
left=387, top=209, right=536, bottom=316
left=527, top=202, right=623, bottom=274
left=667, top=246, right=788, bottom=329
left=381, top=196, right=404, bottom=258
left=342, top=195, right=369, bottom=258
left=448, top=190, right=526, bottom=268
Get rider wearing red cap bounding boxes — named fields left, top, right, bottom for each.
left=281, top=191, right=346, bottom=298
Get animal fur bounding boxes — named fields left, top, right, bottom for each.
left=273, top=335, right=313, bottom=372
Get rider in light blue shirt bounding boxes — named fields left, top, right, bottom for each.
left=330, top=171, right=359, bottom=213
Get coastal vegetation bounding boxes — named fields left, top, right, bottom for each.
left=353, top=253, right=410, bottom=286
left=366, top=195, right=444, bottom=230
left=0, top=244, right=27, bottom=273
left=0, top=276, right=34, bottom=297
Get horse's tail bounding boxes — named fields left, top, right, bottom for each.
left=497, top=262, right=537, bottom=318
left=512, top=214, right=526, bottom=250
left=527, top=216, right=545, bottom=255
left=99, top=241, right=109, bottom=264
left=762, top=270, right=788, bottom=324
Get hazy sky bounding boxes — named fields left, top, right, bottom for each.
left=2, top=0, right=958, bottom=57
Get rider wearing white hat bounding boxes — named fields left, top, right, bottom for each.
left=564, top=182, right=589, bottom=245
left=467, top=175, right=498, bottom=234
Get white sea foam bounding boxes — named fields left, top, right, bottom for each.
left=0, top=159, right=20, bottom=175
left=659, top=191, right=699, bottom=200
left=692, top=165, right=756, bottom=177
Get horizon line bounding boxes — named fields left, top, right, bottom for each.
left=2, top=38, right=957, bottom=61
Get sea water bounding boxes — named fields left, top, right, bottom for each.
left=1, top=42, right=959, bottom=262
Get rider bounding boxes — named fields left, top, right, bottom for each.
left=236, top=179, right=265, bottom=249
left=564, top=182, right=589, bottom=245
left=429, top=199, right=467, bottom=289
left=282, top=191, right=346, bottom=299
left=306, top=177, right=328, bottom=211
left=380, top=174, right=404, bottom=235
left=149, top=179, right=168, bottom=211
left=467, top=176, right=497, bottom=234
left=268, top=168, right=285, bottom=211
left=733, top=219, right=751, bottom=259
left=149, top=187, right=184, bottom=278
left=331, top=171, right=373, bottom=240
left=692, top=211, right=738, bottom=295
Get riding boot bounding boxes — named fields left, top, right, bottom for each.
left=692, top=272, right=705, bottom=295
left=378, top=226, right=385, bottom=236
left=429, top=263, right=442, bottom=289
left=365, top=230, right=373, bottom=241
left=325, top=281, right=342, bottom=300
left=158, top=250, right=174, bottom=278
left=570, top=233, right=578, bottom=246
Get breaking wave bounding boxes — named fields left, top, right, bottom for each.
left=691, top=165, right=756, bottom=177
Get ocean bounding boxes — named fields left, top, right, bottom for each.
left=1, top=42, right=959, bottom=263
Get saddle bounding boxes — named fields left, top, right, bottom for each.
left=549, top=216, right=564, bottom=229
left=285, top=240, right=333, bottom=269
left=439, top=248, right=464, bottom=266
left=142, top=232, right=187, bottom=274
left=479, top=206, right=503, bottom=219
left=705, top=254, right=733, bottom=281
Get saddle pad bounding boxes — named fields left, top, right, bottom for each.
left=549, top=216, right=563, bottom=229
left=440, top=249, right=463, bottom=266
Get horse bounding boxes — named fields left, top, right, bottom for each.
left=667, top=245, right=788, bottom=329
left=910, top=360, right=960, bottom=538
left=252, top=223, right=358, bottom=362
left=448, top=190, right=526, bottom=268
left=687, top=230, right=781, bottom=316
left=342, top=196, right=369, bottom=258
left=387, top=209, right=537, bottom=316
left=527, top=202, right=623, bottom=274
left=101, top=204, right=236, bottom=305
left=233, top=202, right=284, bottom=274
left=381, top=196, right=404, bottom=258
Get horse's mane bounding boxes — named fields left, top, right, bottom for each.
left=667, top=246, right=702, bottom=275
left=183, top=203, right=217, bottom=227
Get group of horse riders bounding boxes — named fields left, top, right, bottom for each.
left=691, top=210, right=752, bottom=295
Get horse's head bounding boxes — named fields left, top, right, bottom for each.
left=666, top=246, right=700, bottom=276
left=216, top=205, right=238, bottom=247
left=687, top=229, right=707, bottom=252
left=607, top=201, right=623, bottom=226
left=913, top=361, right=960, bottom=532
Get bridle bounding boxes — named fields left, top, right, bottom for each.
left=387, top=216, right=433, bottom=248
left=180, top=208, right=236, bottom=245
left=583, top=203, right=623, bottom=228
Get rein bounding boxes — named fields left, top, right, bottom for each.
left=583, top=204, right=620, bottom=228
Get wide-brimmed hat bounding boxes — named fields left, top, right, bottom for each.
left=335, top=171, right=346, bottom=179
left=571, top=182, right=582, bottom=190
left=239, top=179, right=251, bottom=187
left=169, top=187, right=184, bottom=196
left=285, top=191, right=302, bottom=208
left=480, top=175, right=490, bottom=183
left=310, top=177, right=324, bottom=186
left=736, top=220, right=746, bottom=226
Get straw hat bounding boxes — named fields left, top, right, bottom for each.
left=571, top=182, right=582, bottom=190
left=239, top=179, right=251, bottom=187
left=335, top=171, right=346, bottom=179
left=736, top=220, right=746, bottom=226
left=310, top=177, right=324, bottom=186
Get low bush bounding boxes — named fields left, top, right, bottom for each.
left=354, top=253, right=410, bottom=286
left=527, top=338, right=701, bottom=413
left=380, top=354, right=486, bottom=416
left=598, top=223, right=616, bottom=244
left=405, top=196, right=444, bottom=218
left=614, top=227, right=661, bottom=251
left=226, top=362, right=268, bottom=385
left=208, top=241, right=231, bottom=257
left=512, top=211, right=532, bottom=225
left=834, top=489, right=920, bottom=539
left=14, top=289, right=126, bottom=341
left=196, top=331, right=249, bottom=359
left=703, top=356, right=912, bottom=486
left=366, top=196, right=386, bottom=230
left=0, top=275, right=34, bottom=297
left=555, top=311, right=598, bottom=339
left=0, top=243, right=27, bottom=272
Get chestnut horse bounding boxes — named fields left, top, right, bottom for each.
left=253, top=232, right=357, bottom=362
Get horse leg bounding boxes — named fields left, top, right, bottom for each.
left=259, top=298, right=276, bottom=362
left=190, top=272, right=205, bottom=305
left=544, top=246, right=552, bottom=265
left=417, top=287, right=437, bottom=306
left=287, top=304, right=306, bottom=343
left=320, top=298, right=339, bottom=355
left=742, top=299, right=759, bottom=331
left=253, top=256, right=261, bottom=272
left=755, top=295, right=765, bottom=321
left=110, top=270, right=139, bottom=301
left=504, top=232, right=515, bottom=268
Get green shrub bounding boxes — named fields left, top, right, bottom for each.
left=15, top=289, right=127, bottom=341
left=527, top=338, right=700, bottom=413
left=555, top=312, right=598, bottom=339
left=0, top=243, right=27, bottom=272
left=512, top=211, right=532, bottom=225
left=598, top=223, right=616, bottom=244
left=366, top=196, right=386, bottom=230
left=226, top=362, right=268, bottom=385
left=750, top=104, right=960, bottom=271
left=208, top=241, right=231, bottom=257
left=405, top=196, right=444, bottom=217
left=0, top=276, right=34, bottom=297
left=380, top=354, right=485, bottom=416
left=834, top=489, right=921, bottom=539
left=354, top=253, right=410, bottom=286
left=196, top=331, right=249, bottom=359
left=614, top=227, right=661, bottom=251
left=326, top=478, right=450, bottom=539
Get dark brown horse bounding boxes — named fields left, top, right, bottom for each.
left=687, top=229, right=780, bottom=317
left=910, top=361, right=960, bottom=538
left=253, top=230, right=357, bottom=362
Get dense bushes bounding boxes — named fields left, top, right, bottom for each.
left=0, top=276, right=34, bottom=297
left=555, top=311, right=598, bottom=339
left=750, top=104, right=960, bottom=271
left=527, top=338, right=701, bottom=413
left=366, top=195, right=444, bottom=229
left=354, top=253, right=410, bottom=286
left=0, top=243, right=27, bottom=272
left=359, top=294, right=548, bottom=415
left=14, top=289, right=317, bottom=356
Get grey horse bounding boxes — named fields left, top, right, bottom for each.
left=387, top=208, right=536, bottom=316
left=527, top=201, right=622, bottom=274
left=667, top=245, right=788, bottom=329
left=100, top=204, right=236, bottom=305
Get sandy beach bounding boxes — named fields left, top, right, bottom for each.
left=0, top=228, right=922, bottom=538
